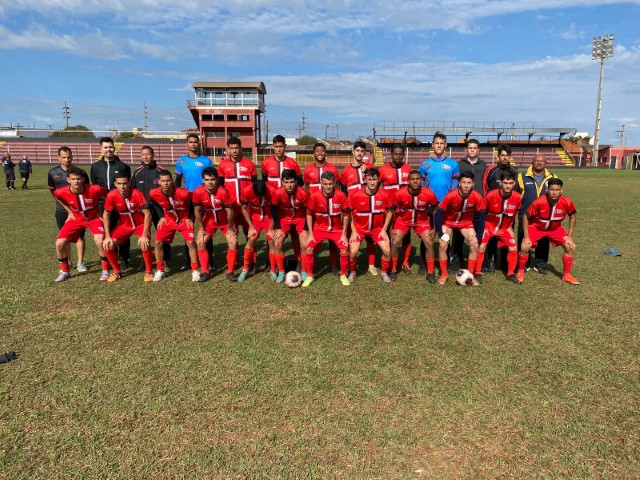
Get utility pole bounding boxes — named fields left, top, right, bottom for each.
left=591, top=34, right=615, bottom=167
left=298, top=112, right=307, bottom=138
left=617, top=124, right=625, bottom=146
left=63, top=101, right=70, bottom=128
left=144, top=102, right=148, bottom=132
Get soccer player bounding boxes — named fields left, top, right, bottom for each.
left=53, top=166, right=109, bottom=283
left=516, top=178, right=579, bottom=285
left=348, top=168, right=394, bottom=283
left=390, top=170, right=439, bottom=283
left=193, top=167, right=238, bottom=282
left=271, top=169, right=310, bottom=283
left=102, top=172, right=153, bottom=282
left=2, top=154, right=15, bottom=190
left=304, top=171, right=351, bottom=287
left=419, top=133, right=460, bottom=273
left=149, top=171, right=200, bottom=282
left=19, top=155, right=32, bottom=189
left=380, top=144, right=413, bottom=273
left=435, top=172, right=485, bottom=285
left=475, top=171, right=522, bottom=284
left=48, top=147, right=89, bottom=272
left=238, top=180, right=276, bottom=282
left=261, top=134, right=301, bottom=189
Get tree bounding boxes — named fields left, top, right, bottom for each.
left=49, top=125, right=96, bottom=138
left=296, top=135, right=318, bottom=145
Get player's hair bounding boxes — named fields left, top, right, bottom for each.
left=227, top=136, right=241, bottom=147
left=202, top=166, right=218, bottom=179
left=57, top=146, right=72, bottom=156
left=66, top=166, right=85, bottom=178
left=409, top=169, right=422, bottom=177
left=141, top=145, right=154, bottom=155
left=353, top=140, right=367, bottom=151
left=186, top=133, right=200, bottom=142
left=498, top=144, right=512, bottom=156
left=433, top=132, right=447, bottom=142
left=500, top=171, right=516, bottom=181
left=253, top=180, right=267, bottom=196
left=99, top=137, right=114, bottom=146
left=391, top=144, right=405, bottom=153
left=272, top=135, right=286, bottom=144
left=467, top=138, right=480, bottom=147
left=158, top=170, right=173, bottom=180
left=548, top=178, right=563, bottom=187
left=320, top=171, right=335, bottom=182
left=281, top=168, right=298, bottom=181
left=364, top=167, right=380, bottom=178
left=459, top=171, right=474, bottom=181
left=114, top=171, right=131, bottom=181
left=313, top=142, right=326, bottom=151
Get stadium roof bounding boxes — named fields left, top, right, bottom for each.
left=374, top=121, right=575, bottom=137
left=191, top=82, right=267, bottom=94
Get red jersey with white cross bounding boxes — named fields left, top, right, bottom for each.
left=394, top=187, right=439, bottom=225
left=303, top=162, right=340, bottom=194
left=272, top=186, right=309, bottom=220
left=340, top=163, right=374, bottom=193
left=149, top=186, right=191, bottom=224
left=241, top=183, right=276, bottom=221
left=349, top=188, right=394, bottom=232
left=261, top=155, right=301, bottom=189
left=192, top=185, right=233, bottom=225
left=379, top=163, right=412, bottom=191
left=104, top=188, right=149, bottom=228
left=54, top=184, right=108, bottom=220
left=217, top=158, right=257, bottom=206
left=440, top=190, right=485, bottom=227
left=527, top=195, right=576, bottom=231
left=307, top=190, right=350, bottom=232
left=484, top=189, right=522, bottom=233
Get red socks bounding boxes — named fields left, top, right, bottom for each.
left=562, top=254, right=574, bottom=276
left=506, top=250, right=517, bottom=275
left=227, top=249, right=237, bottom=273
left=105, top=249, right=120, bottom=274
left=197, top=249, right=210, bottom=273
left=475, top=252, right=485, bottom=274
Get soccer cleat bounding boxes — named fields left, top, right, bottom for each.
left=514, top=272, right=525, bottom=283
left=191, top=270, right=201, bottom=282
left=426, top=272, right=436, bottom=284
left=301, top=272, right=308, bottom=282
left=448, top=255, right=461, bottom=274
left=237, top=269, right=249, bottom=282
left=471, top=277, right=480, bottom=287
left=276, top=272, right=285, bottom=284
left=562, top=274, right=580, bottom=285
left=401, top=264, right=411, bottom=274
left=533, top=264, right=547, bottom=275
left=227, top=272, right=238, bottom=282
left=76, top=262, right=88, bottom=272
left=198, top=272, right=211, bottom=282
left=380, top=272, right=392, bottom=283
left=437, top=273, right=449, bottom=285
left=55, top=272, right=71, bottom=283
left=106, top=272, right=122, bottom=283
left=484, top=260, right=495, bottom=273
left=99, top=270, right=110, bottom=282
left=474, top=274, right=483, bottom=285
left=143, top=273, right=154, bottom=283
left=209, top=261, right=216, bottom=273
left=152, top=271, right=166, bottom=282
left=340, top=275, right=351, bottom=286
left=179, top=263, right=190, bottom=272
left=347, top=272, right=356, bottom=283
left=368, top=265, right=379, bottom=276
left=119, top=260, right=129, bottom=270
left=301, top=276, right=314, bottom=288
left=389, top=271, right=398, bottom=282
left=269, top=271, right=278, bottom=282
left=331, top=265, right=340, bottom=276
left=417, top=264, right=426, bottom=275
left=506, top=274, right=522, bottom=284
left=250, top=262, right=261, bottom=275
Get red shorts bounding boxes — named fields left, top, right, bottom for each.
left=443, top=220, right=474, bottom=230
left=393, top=219, right=431, bottom=236
left=527, top=226, right=568, bottom=248
left=250, top=216, right=273, bottom=240
left=111, top=224, right=148, bottom=244
left=156, top=221, right=194, bottom=243
left=481, top=229, right=516, bottom=248
left=204, top=220, right=229, bottom=237
left=353, top=227, right=387, bottom=244
left=307, top=229, right=348, bottom=251
left=281, top=217, right=305, bottom=237
left=58, top=217, right=104, bottom=243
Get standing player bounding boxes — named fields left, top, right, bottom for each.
left=435, top=172, right=485, bottom=285
left=419, top=133, right=460, bottom=273
left=517, top=178, right=579, bottom=285
left=304, top=171, right=351, bottom=287
left=271, top=169, right=310, bottom=283
left=348, top=168, right=395, bottom=283
left=193, top=167, right=238, bottom=282
left=261, top=135, right=301, bottom=189
left=48, top=147, right=89, bottom=272
left=3, top=154, right=15, bottom=190
left=149, top=171, right=200, bottom=282
left=19, top=155, right=32, bottom=190
left=53, top=166, right=109, bottom=283
left=475, top=171, right=522, bottom=284
left=102, top=172, right=153, bottom=282
left=390, top=170, right=439, bottom=283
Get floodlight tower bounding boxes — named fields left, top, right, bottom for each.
left=591, top=34, right=615, bottom=167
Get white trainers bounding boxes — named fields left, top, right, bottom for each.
left=76, top=262, right=88, bottom=273
left=380, top=272, right=392, bottom=283
left=347, top=272, right=356, bottom=283
left=99, top=270, right=110, bottom=281
left=368, top=265, right=379, bottom=276
left=55, top=272, right=70, bottom=283
left=153, top=271, right=166, bottom=282
left=191, top=270, right=201, bottom=282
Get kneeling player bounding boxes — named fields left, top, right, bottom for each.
left=517, top=178, right=579, bottom=285
left=53, top=166, right=108, bottom=282
left=476, top=171, right=522, bottom=284
left=304, top=171, right=351, bottom=287
left=150, top=171, right=200, bottom=282
left=271, top=169, right=309, bottom=283
left=435, top=172, right=485, bottom=285
left=193, top=167, right=238, bottom=282
left=348, top=168, right=394, bottom=283
left=102, top=172, right=153, bottom=282
left=239, top=180, right=276, bottom=282
left=391, top=170, right=439, bottom=283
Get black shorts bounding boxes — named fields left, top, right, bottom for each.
left=5, top=171, right=15, bottom=181
left=19, top=171, right=30, bottom=178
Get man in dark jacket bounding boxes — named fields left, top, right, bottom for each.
left=2, top=154, right=16, bottom=190
left=19, top=155, right=32, bottom=189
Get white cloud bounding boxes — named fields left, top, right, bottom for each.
left=162, top=116, right=176, bottom=121
left=128, top=39, right=177, bottom=61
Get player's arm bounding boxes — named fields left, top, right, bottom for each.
left=240, top=203, right=256, bottom=238
left=193, top=203, right=206, bottom=240
left=226, top=205, right=237, bottom=230
left=101, top=208, right=115, bottom=249
left=520, top=214, right=532, bottom=252
left=565, top=213, right=577, bottom=249
left=450, top=162, right=460, bottom=190
left=175, top=174, right=183, bottom=187
left=271, top=205, right=284, bottom=241
left=138, top=206, right=152, bottom=250
left=340, top=209, right=351, bottom=244
left=305, top=211, right=315, bottom=244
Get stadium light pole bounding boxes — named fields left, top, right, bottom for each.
left=591, top=34, right=615, bottom=167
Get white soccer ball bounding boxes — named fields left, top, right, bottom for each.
left=284, top=271, right=302, bottom=288
left=455, top=269, right=475, bottom=286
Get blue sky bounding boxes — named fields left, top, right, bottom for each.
left=1, top=0, right=639, bottom=145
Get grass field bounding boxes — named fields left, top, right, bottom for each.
left=1, top=167, right=639, bottom=479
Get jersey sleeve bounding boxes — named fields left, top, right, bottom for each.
left=104, top=193, right=115, bottom=212
left=47, top=171, right=56, bottom=191
left=566, top=198, right=577, bottom=216
left=175, top=159, right=184, bottom=175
